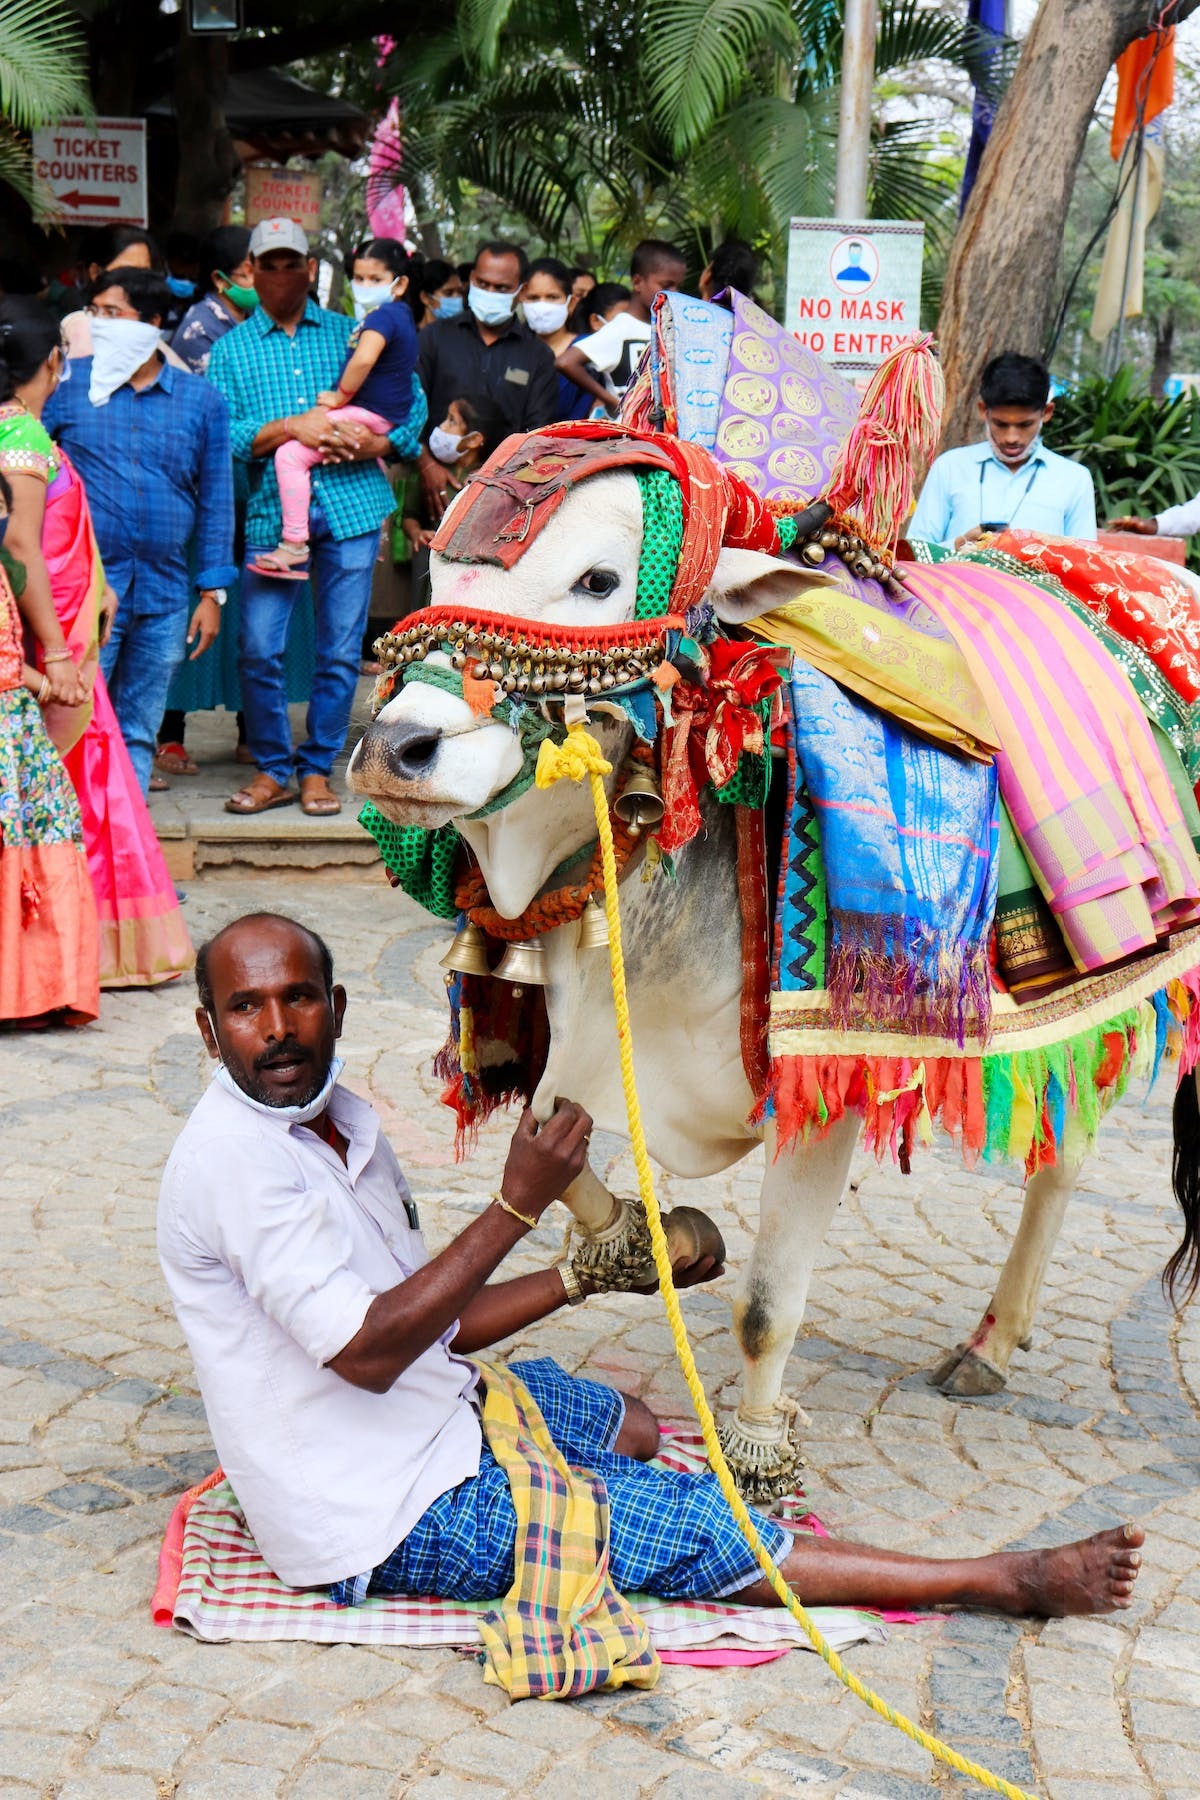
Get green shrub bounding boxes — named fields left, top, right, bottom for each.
left=1045, top=368, right=1200, bottom=527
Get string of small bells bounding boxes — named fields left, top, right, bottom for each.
left=377, top=620, right=671, bottom=699
left=437, top=762, right=665, bottom=992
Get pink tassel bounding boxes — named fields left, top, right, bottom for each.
left=822, top=334, right=945, bottom=555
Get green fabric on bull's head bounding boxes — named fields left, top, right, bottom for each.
left=633, top=469, right=684, bottom=619
left=360, top=802, right=461, bottom=919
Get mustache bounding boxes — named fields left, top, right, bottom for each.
left=254, top=1038, right=312, bottom=1072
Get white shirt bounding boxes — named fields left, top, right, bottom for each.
left=909, top=439, right=1097, bottom=547
left=157, top=1075, right=482, bottom=1586
left=1156, top=496, right=1200, bottom=537
left=574, top=312, right=651, bottom=394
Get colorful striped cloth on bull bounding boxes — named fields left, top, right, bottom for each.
left=899, top=557, right=1200, bottom=974
left=995, top=529, right=1200, bottom=783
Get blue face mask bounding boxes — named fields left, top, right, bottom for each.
left=0, top=515, right=7, bottom=546
left=433, top=294, right=463, bottom=321
left=165, top=275, right=196, bottom=300
left=468, top=283, right=516, bottom=328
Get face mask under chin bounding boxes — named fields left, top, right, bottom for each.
left=211, top=1046, right=345, bottom=1123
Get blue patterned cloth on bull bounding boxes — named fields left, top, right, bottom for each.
left=647, top=292, right=732, bottom=450
left=786, top=661, right=998, bottom=1048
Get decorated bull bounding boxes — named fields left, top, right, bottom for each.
left=348, top=321, right=1200, bottom=1501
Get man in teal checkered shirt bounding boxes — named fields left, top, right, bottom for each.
left=208, top=216, right=425, bottom=818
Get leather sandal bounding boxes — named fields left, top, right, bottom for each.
left=299, top=774, right=341, bottom=816
left=224, top=774, right=298, bottom=814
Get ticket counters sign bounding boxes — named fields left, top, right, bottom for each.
left=785, top=218, right=925, bottom=374
left=32, top=118, right=147, bottom=227
left=244, top=165, right=323, bottom=233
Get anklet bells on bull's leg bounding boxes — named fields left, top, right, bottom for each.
left=563, top=1190, right=727, bottom=1295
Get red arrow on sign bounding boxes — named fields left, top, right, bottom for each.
left=58, top=190, right=121, bottom=208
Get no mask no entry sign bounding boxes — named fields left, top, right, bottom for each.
left=785, top=218, right=925, bottom=375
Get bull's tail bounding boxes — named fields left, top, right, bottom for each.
left=1165, top=1073, right=1200, bottom=1307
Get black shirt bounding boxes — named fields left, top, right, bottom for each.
left=415, top=310, right=560, bottom=438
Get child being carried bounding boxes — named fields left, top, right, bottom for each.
left=250, top=267, right=418, bottom=580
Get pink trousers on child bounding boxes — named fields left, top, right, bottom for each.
left=274, top=404, right=392, bottom=542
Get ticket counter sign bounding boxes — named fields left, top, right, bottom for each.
left=32, top=118, right=147, bottom=227
left=244, top=165, right=323, bottom=233
left=785, top=218, right=924, bottom=373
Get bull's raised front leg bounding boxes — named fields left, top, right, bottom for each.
left=930, top=1157, right=1080, bottom=1397
left=720, top=1115, right=859, bottom=1502
left=559, top=1162, right=727, bottom=1292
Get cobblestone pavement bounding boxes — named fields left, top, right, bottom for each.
left=1, top=869, right=1199, bottom=1800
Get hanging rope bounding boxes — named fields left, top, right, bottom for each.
left=536, top=718, right=1039, bottom=1800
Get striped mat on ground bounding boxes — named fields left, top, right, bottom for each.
left=152, top=1427, right=907, bottom=1664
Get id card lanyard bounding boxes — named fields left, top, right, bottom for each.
left=979, top=453, right=1042, bottom=528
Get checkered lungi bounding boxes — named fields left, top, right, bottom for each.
left=330, top=1358, right=788, bottom=1607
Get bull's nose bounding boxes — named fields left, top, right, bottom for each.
left=363, top=720, right=444, bottom=783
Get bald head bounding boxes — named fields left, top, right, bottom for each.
left=195, top=913, right=344, bottom=1109
left=195, top=913, right=333, bottom=1012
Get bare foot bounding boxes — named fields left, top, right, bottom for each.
left=1000, top=1522, right=1145, bottom=1616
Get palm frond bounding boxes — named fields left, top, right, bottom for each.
left=869, top=117, right=957, bottom=238
left=0, top=0, right=89, bottom=130
left=718, top=93, right=837, bottom=225
left=643, top=0, right=796, bottom=156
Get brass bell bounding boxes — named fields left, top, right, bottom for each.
left=493, top=938, right=547, bottom=990
left=613, top=767, right=664, bottom=836
left=577, top=895, right=610, bottom=951
left=438, top=922, right=492, bottom=979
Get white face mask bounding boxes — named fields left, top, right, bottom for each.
left=523, top=298, right=570, bottom=335
left=88, top=316, right=162, bottom=406
left=212, top=1052, right=345, bottom=1124
left=429, top=424, right=465, bottom=465
left=350, top=279, right=394, bottom=320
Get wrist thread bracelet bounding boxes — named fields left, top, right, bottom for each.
left=43, top=649, right=72, bottom=664
left=493, top=1193, right=538, bottom=1231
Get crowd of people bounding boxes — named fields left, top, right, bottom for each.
left=0, top=218, right=735, bottom=1028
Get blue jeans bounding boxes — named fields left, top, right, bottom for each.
left=100, top=595, right=188, bottom=796
left=239, top=509, right=379, bottom=786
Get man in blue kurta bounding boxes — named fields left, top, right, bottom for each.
left=45, top=266, right=237, bottom=796
left=207, top=217, right=425, bottom=819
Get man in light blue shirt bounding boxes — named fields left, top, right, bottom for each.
left=909, top=353, right=1097, bottom=548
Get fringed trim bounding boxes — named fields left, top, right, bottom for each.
left=767, top=969, right=1200, bottom=1175
left=825, top=914, right=992, bottom=1047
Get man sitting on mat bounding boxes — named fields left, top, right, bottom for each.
left=158, top=911, right=1144, bottom=1636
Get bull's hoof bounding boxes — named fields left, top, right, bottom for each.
left=716, top=1408, right=803, bottom=1504
left=661, top=1204, right=727, bottom=1271
left=568, top=1198, right=726, bottom=1294
left=936, top=1346, right=1008, bottom=1397
left=927, top=1342, right=969, bottom=1387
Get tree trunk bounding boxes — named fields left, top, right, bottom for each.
left=172, top=30, right=240, bottom=238
left=937, top=0, right=1200, bottom=448
left=1151, top=311, right=1175, bottom=397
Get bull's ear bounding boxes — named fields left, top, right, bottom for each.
left=708, top=546, right=835, bottom=624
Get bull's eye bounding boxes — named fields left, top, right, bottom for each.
left=574, top=567, right=620, bottom=599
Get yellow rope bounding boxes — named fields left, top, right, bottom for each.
left=540, top=721, right=1039, bottom=1800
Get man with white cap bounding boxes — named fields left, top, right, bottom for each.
left=208, top=218, right=425, bottom=818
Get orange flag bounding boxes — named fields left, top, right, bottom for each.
left=1111, top=28, right=1175, bottom=161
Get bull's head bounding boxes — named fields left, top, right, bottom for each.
left=348, top=457, right=824, bottom=917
